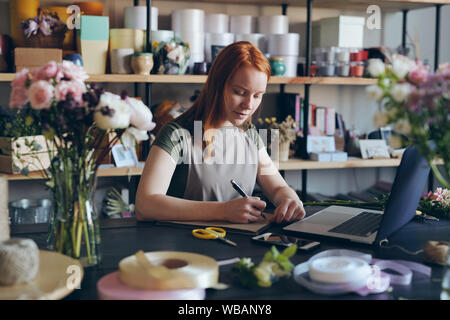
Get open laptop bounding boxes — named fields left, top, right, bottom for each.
left=283, top=146, right=430, bottom=246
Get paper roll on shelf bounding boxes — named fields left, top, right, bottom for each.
left=150, top=30, right=175, bottom=44
left=176, top=31, right=204, bottom=56
left=275, top=55, right=298, bottom=77
left=110, top=29, right=145, bottom=52
left=235, top=34, right=267, bottom=53
left=230, top=15, right=256, bottom=34
left=74, top=1, right=103, bottom=16
left=204, top=33, right=234, bottom=62
left=124, top=6, right=158, bottom=31
left=172, top=9, right=205, bottom=33
left=258, top=15, right=289, bottom=34
left=205, top=13, right=229, bottom=33
left=267, top=33, right=300, bottom=56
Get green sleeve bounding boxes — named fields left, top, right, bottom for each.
left=152, top=122, right=191, bottom=164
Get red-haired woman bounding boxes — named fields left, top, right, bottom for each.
left=136, top=41, right=305, bottom=224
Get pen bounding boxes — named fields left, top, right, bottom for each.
left=230, top=179, right=266, bottom=220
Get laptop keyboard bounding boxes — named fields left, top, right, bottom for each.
left=328, top=211, right=383, bottom=237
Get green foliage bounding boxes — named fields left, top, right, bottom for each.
left=0, top=105, right=42, bottom=137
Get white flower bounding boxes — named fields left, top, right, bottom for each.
left=380, top=78, right=391, bottom=88
left=126, top=97, right=156, bottom=131
left=94, top=92, right=131, bottom=130
left=390, top=83, right=411, bottom=102
left=394, top=119, right=412, bottom=135
left=253, top=262, right=274, bottom=287
left=373, top=112, right=388, bottom=127
left=392, top=55, right=414, bottom=79
left=121, top=127, right=149, bottom=149
left=367, top=59, right=385, bottom=77
left=366, top=85, right=384, bottom=101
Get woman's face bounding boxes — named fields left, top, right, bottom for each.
left=221, top=65, right=268, bottom=127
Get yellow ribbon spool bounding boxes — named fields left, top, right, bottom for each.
left=119, top=251, right=219, bottom=290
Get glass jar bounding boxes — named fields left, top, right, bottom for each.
left=335, top=62, right=350, bottom=77
left=269, top=56, right=286, bottom=76
left=350, top=61, right=364, bottom=77
left=318, top=62, right=335, bottom=77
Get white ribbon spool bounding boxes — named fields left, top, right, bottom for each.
left=230, top=15, right=256, bottom=34
left=258, top=15, right=289, bottom=34
left=275, top=55, right=298, bottom=77
left=150, top=30, right=174, bottom=44
left=267, top=33, right=300, bottom=56
left=205, top=13, right=229, bottom=33
left=309, top=256, right=372, bottom=284
left=176, top=31, right=205, bottom=54
left=172, top=9, right=205, bottom=33
left=204, top=33, right=235, bottom=62
left=235, top=34, right=267, bottom=53
left=124, top=6, right=158, bottom=31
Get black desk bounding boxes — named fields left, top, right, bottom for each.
left=12, top=207, right=449, bottom=301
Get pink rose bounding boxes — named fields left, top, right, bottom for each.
left=9, top=87, right=29, bottom=108
left=54, top=80, right=87, bottom=104
left=60, top=60, right=89, bottom=83
left=408, top=62, right=429, bottom=85
left=31, top=62, right=59, bottom=81
left=126, top=97, right=156, bottom=131
left=11, top=69, right=30, bottom=88
left=28, top=80, right=54, bottom=110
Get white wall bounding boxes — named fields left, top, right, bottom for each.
left=2, top=1, right=449, bottom=202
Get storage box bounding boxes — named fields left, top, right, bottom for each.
left=14, top=47, right=62, bottom=72
left=309, top=152, right=332, bottom=162
left=312, top=16, right=365, bottom=49
left=0, top=136, right=52, bottom=174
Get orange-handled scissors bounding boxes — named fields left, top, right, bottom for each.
left=192, top=227, right=237, bottom=247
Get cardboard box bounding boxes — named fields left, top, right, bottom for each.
left=0, top=136, right=52, bottom=174
left=14, top=47, right=62, bottom=72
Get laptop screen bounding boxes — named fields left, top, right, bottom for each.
left=374, top=146, right=430, bottom=244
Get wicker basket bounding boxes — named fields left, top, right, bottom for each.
left=24, top=28, right=66, bottom=49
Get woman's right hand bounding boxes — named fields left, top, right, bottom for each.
left=220, top=197, right=267, bottom=223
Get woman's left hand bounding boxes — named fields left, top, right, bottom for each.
left=271, top=199, right=306, bottom=223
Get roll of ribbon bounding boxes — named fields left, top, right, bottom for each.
left=172, top=9, right=205, bottom=33
left=0, top=175, right=9, bottom=242
left=150, top=30, right=174, bottom=44
left=309, top=256, right=372, bottom=284
left=176, top=31, right=204, bottom=55
left=119, top=251, right=219, bottom=290
left=258, top=15, right=289, bottom=34
left=204, top=33, right=234, bottom=62
left=110, top=29, right=145, bottom=52
left=230, top=16, right=256, bottom=34
left=205, top=13, right=229, bottom=33
left=235, top=34, right=267, bottom=53
left=267, top=33, right=300, bottom=56
left=124, top=6, right=158, bottom=31
left=98, top=272, right=206, bottom=300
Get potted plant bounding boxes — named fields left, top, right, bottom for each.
left=21, top=9, right=67, bottom=49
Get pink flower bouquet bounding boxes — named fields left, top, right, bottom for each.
left=9, top=61, right=156, bottom=265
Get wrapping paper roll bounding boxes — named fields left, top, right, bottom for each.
left=110, top=29, right=145, bottom=52
left=74, top=1, right=103, bottom=16
left=230, top=15, right=256, bottom=34
left=9, top=0, right=40, bottom=47
left=172, top=9, right=205, bottom=33
left=258, top=15, right=289, bottom=34
left=267, top=33, right=300, bottom=56
left=205, top=13, right=229, bottom=33
left=119, top=251, right=219, bottom=290
left=276, top=55, right=298, bottom=77
left=150, top=30, right=174, bottom=43
left=177, top=31, right=204, bottom=55
left=235, top=33, right=267, bottom=53
left=0, top=175, right=9, bottom=242
left=204, top=33, right=234, bottom=62
left=98, top=272, right=205, bottom=300
left=124, top=6, right=158, bottom=31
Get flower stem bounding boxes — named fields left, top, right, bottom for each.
left=429, top=161, right=450, bottom=189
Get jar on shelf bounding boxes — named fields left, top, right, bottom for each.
left=323, top=46, right=337, bottom=64
left=336, top=48, right=350, bottom=63
left=318, top=62, right=335, bottom=77
left=269, top=56, right=286, bottom=76
left=350, top=61, right=364, bottom=77
left=350, top=50, right=363, bottom=62
left=310, top=61, right=318, bottom=76
left=335, top=62, right=350, bottom=77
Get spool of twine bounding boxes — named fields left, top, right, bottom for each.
left=0, top=175, right=10, bottom=241
left=423, top=241, right=449, bottom=266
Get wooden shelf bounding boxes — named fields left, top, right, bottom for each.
left=277, top=157, right=402, bottom=170
left=0, top=73, right=377, bottom=85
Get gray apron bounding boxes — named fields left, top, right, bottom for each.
left=183, top=126, right=259, bottom=201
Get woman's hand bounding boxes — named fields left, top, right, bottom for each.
left=221, top=197, right=267, bottom=223
left=270, top=199, right=306, bottom=224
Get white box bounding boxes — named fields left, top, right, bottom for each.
left=307, top=136, right=336, bottom=153
left=312, top=16, right=365, bottom=49
left=331, top=152, right=348, bottom=162
left=309, top=152, right=332, bottom=162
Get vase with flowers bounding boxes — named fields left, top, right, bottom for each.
left=21, top=9, right=67, bottom=49
left=366, top=55, right=450, bottom=189
left=256, top=115, right=297, bottom=161
left=9, top=61, right=155, bottom=266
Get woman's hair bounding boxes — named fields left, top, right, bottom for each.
left=178, top=41, right=270, bottom=133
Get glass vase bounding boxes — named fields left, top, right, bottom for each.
left=46, top=156, right=101, bottom=267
